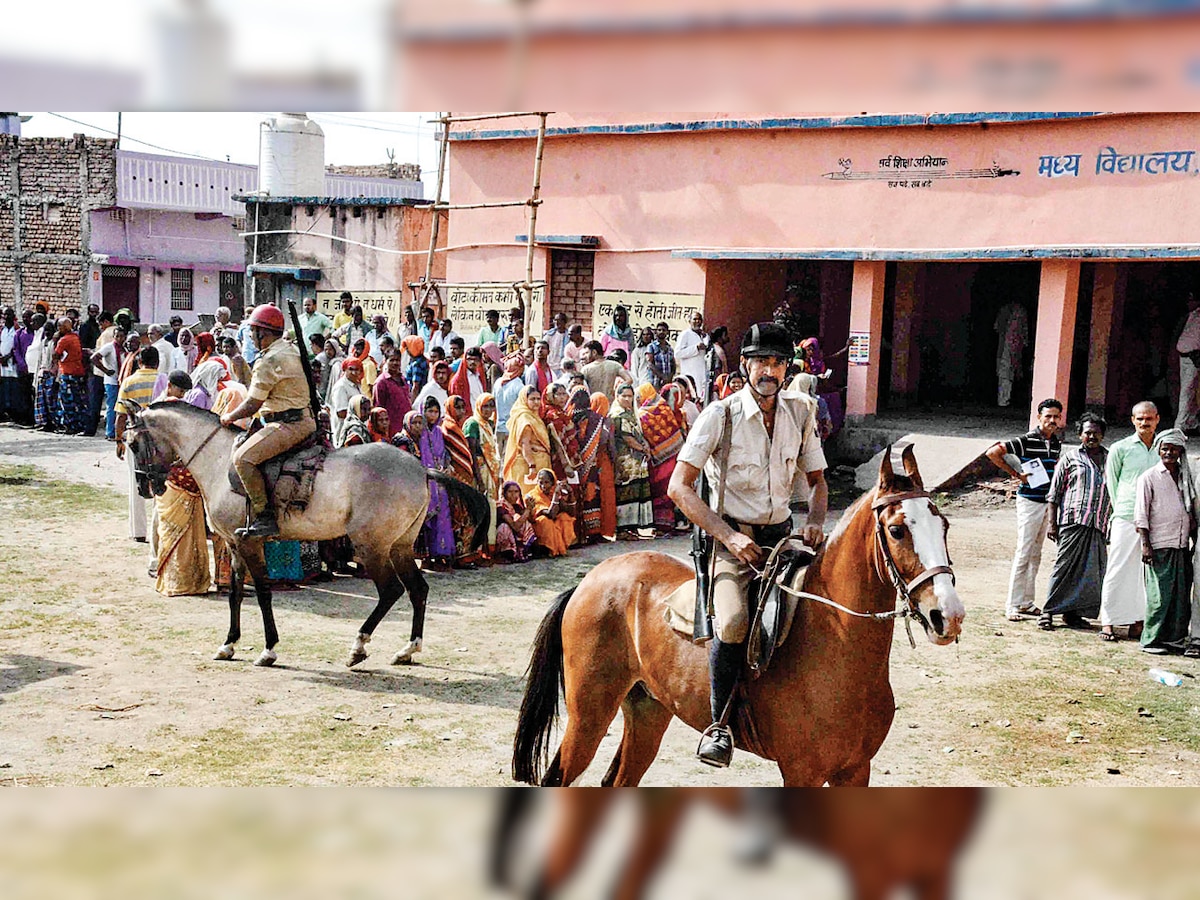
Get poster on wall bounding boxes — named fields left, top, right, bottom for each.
left=315, top=290, right=405, bottom=333
left=592, top=290, right=704, bottom=343
left=848, top=331, right=871, bottom=366
left=445, top=282, right=546, bottom=339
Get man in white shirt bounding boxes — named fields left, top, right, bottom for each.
left=675, top=311, right=710, bottom=406
left=366, top=314, right=392, bottom=366
left=1176, top=291, right=1200, bottom=432
left=0, top=308, right=19, bottom=423
left=542, top=312, right=570, bottom=373
left=90, top=325, right=127, bottom=439
left=414, top=360, right=452, bottom=414
left=148, top=324, right=174, bottom=376
left=429, top=319, right=459, bottom=356
left=669, top=322, right=829, bottom=769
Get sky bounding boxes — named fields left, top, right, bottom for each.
left=18, top=112, right=443, bottom=197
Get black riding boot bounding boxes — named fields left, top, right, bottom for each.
left=237, top=508, right=279, bottom=538
left=697, top=637, right=742, bottom=768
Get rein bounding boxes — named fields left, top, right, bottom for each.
left=751, top=488, right=956, bottom=649
left=128, top=418, right=224, bottom=485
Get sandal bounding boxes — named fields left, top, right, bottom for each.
left=1099, top=630, right=1119, bottom=642
left=1184, top=643, right=1200, bottom=659
left=1038, top=615, right=1054, bottom=631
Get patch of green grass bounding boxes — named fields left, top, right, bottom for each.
left=0, top=464, right=123, bottom=519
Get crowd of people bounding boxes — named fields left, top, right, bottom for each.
left=0, top=293, right=845, bottom=594
left=988, top=398, right=1200, bottom=658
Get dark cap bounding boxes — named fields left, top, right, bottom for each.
left=740, top=322, right=793, bottom=359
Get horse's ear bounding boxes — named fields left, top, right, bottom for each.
left=877, top=443, right=896, bottom=494
left=899, top=442, right=924, bottom=492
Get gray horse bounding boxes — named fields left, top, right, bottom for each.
left=125, top=400, right=488, bottom=667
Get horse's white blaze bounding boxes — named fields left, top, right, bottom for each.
left=900, top=499, right=965, bottom=626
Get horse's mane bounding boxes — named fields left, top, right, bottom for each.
left=146, top=399, right=224, bottom=426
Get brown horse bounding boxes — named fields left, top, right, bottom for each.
left=512, top=445, right=964, bottom=787
left=492, top=787, right=985, bottom=900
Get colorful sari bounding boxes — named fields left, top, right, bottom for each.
left=338, top=395, right=373, bottom=447
left=495, top=480, right=537, bottom=562
left=527, top=481, right=576, bottom=557
left=590, top=393, right=618, bottom=539
left=155, top=463, right=212, bottom=597
left=611, top=401, right=653, bottom=531
left=412, top=411, right=455, bottom=560
left=463, top=392, right=500, bottom=499
left=539, top=394, right=579, bottom=483
left=501, top=386, right=553, bottom=490
left=569, top=388, right=606, bottom=539
left=799, top=337, right=844, bottom=438
left=442, top=410, right=483, bottom=564
left=638, top=384, right=686, bottom=530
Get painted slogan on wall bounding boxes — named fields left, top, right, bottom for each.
left=824, top=156, right=1019, bottom=189
left=1037, top=146, right=1196, bottom=178
left=445, top=282, right=546, bottom=339
left=315, top=290, right=405, bottom=333
left=593, top=290, right=704, bottom=343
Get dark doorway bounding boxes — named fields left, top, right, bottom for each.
left=219, top=271, right=245, bottom=319
left=100, top=265, right=139, bottom=318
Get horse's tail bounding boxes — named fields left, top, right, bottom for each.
left=512, top=587, right=573, bottom=785
left=427, top=469, right=491, bottom=552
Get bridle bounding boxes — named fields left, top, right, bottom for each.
left=871, top=489, right=957, bottom=648
left=126, top=416, right=224, bottom=495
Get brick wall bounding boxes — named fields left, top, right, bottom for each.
left=0, top=134, right=117, bottom=315
left=549, top=249, right=595, bottom=332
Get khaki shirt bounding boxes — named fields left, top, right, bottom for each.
left=677, top=386, right=826, bottom=526
left=247, top=337, right=311, bottom=415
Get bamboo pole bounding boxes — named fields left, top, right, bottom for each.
left=521, top=112, right=548, bottom=340
left=421, top=112, right=450, bottom=317
left=434, top=111, right=542, bottom=124
left=432, top=199, right=542, bottom=211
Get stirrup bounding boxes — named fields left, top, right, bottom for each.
left=696, top=722, right=734, bottom=768
left=236, top=512, right=279, bottom=539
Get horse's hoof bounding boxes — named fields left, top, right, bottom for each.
left=213, top=644, right=236, bottom=661
left=390, top=639, right=422, bottom=666
left=347, top=648, right=369, bottom=668
left=253, top=649, right=277, bottom=667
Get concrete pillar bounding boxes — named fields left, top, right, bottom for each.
left=890, top=262, right=924, bottom=407
left=1086, top=263, right=1118, bottom=409
left=846, top=260, right=887, bottom=421
left=1029, top=259, right=1081, bottom=427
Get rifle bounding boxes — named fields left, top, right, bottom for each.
left=286, top=299, right=323, bottom=426
left=691, top=469, right=715, bottom=644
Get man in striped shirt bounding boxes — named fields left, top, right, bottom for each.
left=1043, top=413, right=1111, bottom=630
left=985, top=398, right=1064, bottom=622
left=114, top=346, right=161, bottom=545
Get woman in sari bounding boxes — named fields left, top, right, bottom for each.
left=194, top=332, right=217, bottom=368
left=539, top=383, right=580, bottom=484
left=495, top=480, right=537, bottom=563
left=501, top=385, right=553, bottom=491
left=797, top=337, right=845, bottom=439
left=175, top=326, right=198, bottom=373
left=442, top=394, right=486, bottom=566
left=338, top=394, right=373, bottom=448
left=610, top=382, right=653, bottom=538
left=463, top=392, right=500, bottom=499
left=154, top=388, right=212, bottom=597
left=368, top=407, right=391, bottom=443
left=590, top=392, right=619, bottom=541
left=567, top=387, right=608, bottom=543
left=418, top=397, right=456, bottom=566
left=638, top=382, right=687, bottom=534
left=526, top=468, right=577, bottom=557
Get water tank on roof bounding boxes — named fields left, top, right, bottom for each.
left=260, top=113, right=325, bottom=198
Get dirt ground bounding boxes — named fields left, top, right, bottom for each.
left=2, top=425, right=1199, bottom=787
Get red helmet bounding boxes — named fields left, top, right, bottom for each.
left=245, top=304, right=285, bottom=333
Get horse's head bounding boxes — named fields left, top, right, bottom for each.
left=872, top=443, right=965, bottom=645
left=124, top=402, right=171, bottom=499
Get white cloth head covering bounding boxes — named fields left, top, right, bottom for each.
left=1153, top=429, right=1196, bottom=515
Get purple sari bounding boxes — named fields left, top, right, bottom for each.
left=418, top=421, right=455, bottom=558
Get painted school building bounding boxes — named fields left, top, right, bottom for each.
left=444, top=112, right=1200, bottom=426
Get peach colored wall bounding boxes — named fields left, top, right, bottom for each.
left=446, top=113, right=1200, bottom=273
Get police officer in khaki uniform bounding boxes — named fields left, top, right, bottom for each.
left=669, top=322, right=829, bottom=768
left=220, top=304, right=316, bottom=538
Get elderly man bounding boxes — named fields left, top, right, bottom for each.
left=1135, top=429, right=1195, bottom=654
left=1042, top=413, right=1111, bottom=630
left=148, top=324, right=174, bottom=375
left=675, top=311, right=710, bottom=406
left=211, top=306, right=235, bottom=343
left=1098, top=401, right=1159, bottom=641
left=985, top=398, right=1064, bottom=621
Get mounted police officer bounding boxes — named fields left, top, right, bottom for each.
left=668, top=321, right=829, bottom=768
left=220, top=303, right=316, bottom=538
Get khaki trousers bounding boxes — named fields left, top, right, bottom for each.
left=232, top=412, right=316, bottom=513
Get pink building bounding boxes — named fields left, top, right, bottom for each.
left=444, top=111, right=1200, bottom=427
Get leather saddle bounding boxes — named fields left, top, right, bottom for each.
left=746, top=538, right=815, bottom=680
left=228, top=427, right=328, bottom=514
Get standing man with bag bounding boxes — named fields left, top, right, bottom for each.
left=668, top=322, right=828, bottom=769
